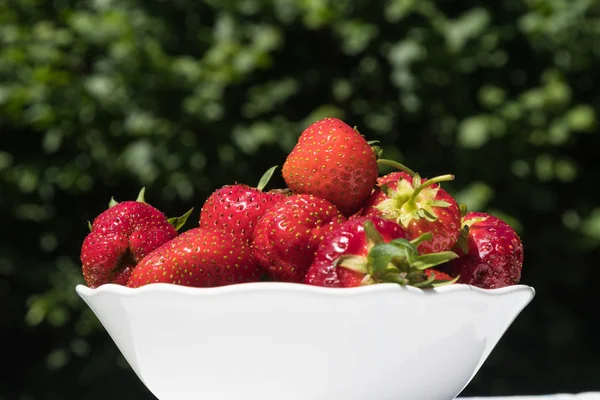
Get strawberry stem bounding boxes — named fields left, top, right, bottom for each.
left=376, top=159, right=416, bottom=176
left=406, top=174, right=454, bottom=208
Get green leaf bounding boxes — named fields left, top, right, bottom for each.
left=408, top=232, right=433, bottom=247
left=257, top=165, right=278, bottom=191
left=416, top=208, right=438, bottom=221
left=430, top=200, right=451, bottom=208
left=455, top=225, right=470, bottom=254
left=136, top=187, right=146, bottom=203
left=381, top=184, right=395, bottom=198
left=168, top=208, right=194, bottom=231
left=412, top=173, right=422, bottom=188
left=363, top=220, right=384, bottom=248
left=336, top=255, right=369, bottom=274
left=412, top=251, right=459, bottom=270
left=411, top=273, right=436, bottom=288
left=460, top=203, right=468, bottom=217
left=87, top=221, right=93, bottom=231
left=371, top=145, right=384, bottom=159
left=108, top=197, right=118, bottom=208
left=380, top=271, right=409, bottom=285
left=432, top=275, right=460, bottom=287
left=368, top=243, right=407, bottom=276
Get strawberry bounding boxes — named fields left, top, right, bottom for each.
left=199, top=166, right=288, bottom=244
left=80, top=189, right=192, bottom=288
left=252, top=194, right=346, bottom=282
left=305, top=216, right=459, bottom=288
left=282, top=117, right=379, bottom=216
left=362, top=171, right=461, bottom=254
left=441, top=212, right=523, bottom=289
left=127, top=227, right=260, bottom=288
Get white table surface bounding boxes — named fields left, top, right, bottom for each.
left=460, top=393, right=600, bottom=399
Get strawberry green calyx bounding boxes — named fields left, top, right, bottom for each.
left=108, top=187, right=146, bottom=208
left=257, top=166, right=278, bottom=192
left=374, top=173, right=454, bottom=228
left=336, top=222, right=459, bottom=288
left=366, top=140, right=384, bottom=159
left=454, top=225, right=470, bottom=254
left=399, top=174, right=454, bottom=225
left=136, top=187, right=146, bottom=203
left=168, top=208, right=194, bottom=231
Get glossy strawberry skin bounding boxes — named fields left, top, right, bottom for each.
left=282, top=117, right=379, bottom=217
left=443, top=212, right=523, bottom=289
left=252, top=194, right=346, bottom=283
left=199, top=185, right=287, bottom=244
left=362, top=172, right=461, bottom=254
left=305, top=216, right=408, bottom=288
left=127, top=227, right=260, bottom=288
left=81, top=201, right=177, bottom=288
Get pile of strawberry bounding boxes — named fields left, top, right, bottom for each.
left=81, top=117, right=523, bottom=290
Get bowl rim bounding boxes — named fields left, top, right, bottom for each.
left=76, top=281, right=536, bottom=298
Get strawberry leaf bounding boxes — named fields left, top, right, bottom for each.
left=363, top=220, right=384, bottom=248
left=412, top=173, right=422, bottom=189
left=432, top=275, right=460, bottom=287
left=381, top=184, right=395, bottom=198
left=409, top=232, right=433, bottom=247
left=430, top=200, right=451, bottom=208
left=368, top=243, right=407, bottom=277
left=336, top=255, right=369, bottom=274
left=87, top=221, right=93, bottom=231
left=419, top=208, right=439, bottom=222
left=412, top=251, right=459, bottom=270
left=380, top=271, right=409, bottom=285
left=108, top=197, right=118, bottom=208
left=411, top=273, right=436, bottom=288
left=136, top=187, right=146, bottom=203
left=257, top=166, right=278, bottom=192
left=167, top=208, right=194, bottom=231
left=455, top=225, right=470, bottom=254
left=460, top=203, right=468, bottom=218
left=371, top=145, right=384, bottom=159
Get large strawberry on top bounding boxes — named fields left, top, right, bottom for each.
left=362, top=172, right=461, bottom=254
left=282, top=117, right=379, bottom=217
left=127, top=227, right=261, bottom=288
left=442, top=212, right=523, bottom=289
left=252, top=194, right=346, bottom=283
left=80, top=189, right=192, bottom=288
left=305, top=216, right=458, bottom=288
left=199, top=166, right=288, bottom=244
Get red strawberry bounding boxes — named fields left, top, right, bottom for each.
left=252, top=194, right=346, bottom=282
left=127, top=227, right=260, bottom=288
left=442, top=212, right=523, bottom=289
left=282, top=117, right=379, bottom=216
left=362, top=171, right=461, bottom=254
left=80, top=189, right=192, bottom=288
left=199, top=166, right=288, bottom=244
left=305, top=216, right=458, bottom=288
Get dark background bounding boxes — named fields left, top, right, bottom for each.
left=1, top=0, right=599, bottom=398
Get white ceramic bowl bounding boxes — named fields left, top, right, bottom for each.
left=76, top=282, right=535, bottom=400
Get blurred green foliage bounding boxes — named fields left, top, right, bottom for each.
left=1, top=0, right=599, bottom=398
